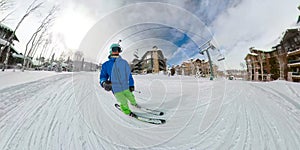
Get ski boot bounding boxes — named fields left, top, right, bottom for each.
left=132, top=103, right=141, bottom=109
left=129, top=112, right=137, bottom=118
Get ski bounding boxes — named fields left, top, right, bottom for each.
left=137, top=105, right=164, bottom=116
left=115, top=104, right=166, bottom=125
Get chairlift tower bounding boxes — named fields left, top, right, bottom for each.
left=199, top=40, right=225, bottom=80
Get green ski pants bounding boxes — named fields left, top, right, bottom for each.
left=114, top=89, right=137, bottom=115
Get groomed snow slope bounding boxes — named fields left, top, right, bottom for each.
left=0, top=72, right=299, bottom=149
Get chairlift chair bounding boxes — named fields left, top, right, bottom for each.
left=217, top=54, right=225, bottom=61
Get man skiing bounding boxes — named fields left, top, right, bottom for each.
left=100, top=43, right=138, bottom=117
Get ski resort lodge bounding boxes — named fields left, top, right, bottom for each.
left=245, top=27, right=300, bottom=82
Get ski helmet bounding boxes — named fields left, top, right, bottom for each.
left=110, top=43, right=122, bottom=54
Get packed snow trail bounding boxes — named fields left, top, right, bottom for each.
left=0, top=72, right=299, bottom=149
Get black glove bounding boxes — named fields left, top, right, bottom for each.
left=129, top=86, right=134, bottom=92
left=102, top=81, right=112, bottom=91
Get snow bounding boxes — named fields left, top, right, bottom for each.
left=0, top=69, right=69, bottom=90
left=0, top=71, right=300, bottom=149
left=249, top=53, right=258, bottom=56
left=251, top=47, right=275, bottom=52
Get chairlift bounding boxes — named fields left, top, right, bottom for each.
left=199, top=51, right=204, bottom=55
left=209, top=43, right=216, bottom=50
left=217, top=54, right=225, bottom=61
left=215, top=46, right=225, bottom=61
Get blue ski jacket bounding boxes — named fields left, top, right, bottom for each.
left=100, top=56, right=134, bottom=93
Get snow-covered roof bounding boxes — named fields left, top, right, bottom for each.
left=249, top=53, right=258, bottom=56
left=250, top=47, right=275, bottom=53
left=61, top=62, right=68, bottom=67
left=275, top=26, right=300, bottom=45
left=0, top=23, right=19, bottom=42
left=0, top=23, right=14, bottom=32
left=245, top=52, right=258, bottom=60
left=286, top=26, right=300, bottom=31
left=268, top=26, right=300, bottom=47
left=12, top=53, right=24, bottom=59
left=192, top=58, right=202, bottom=62
left=251, top=47, right=275, bottom=53
left=12, top=53, right=33, bottom=63
left=51, top=62, right=57, bottom=66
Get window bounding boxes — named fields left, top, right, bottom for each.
left=0, top=31, right=6, bottom=39
left=146, top=54, right=151, bottom=59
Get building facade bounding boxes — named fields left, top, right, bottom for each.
left=245, top=47, right=281, bottom=81
left=245, top=27, right=300, bottom=82
left=272, top=27, right=300, bottom=82
left=280, top=28, right=300, bottom=82
left=131, top=46, right=167, bottom=74
left=174, top=58, right=218, bottom=78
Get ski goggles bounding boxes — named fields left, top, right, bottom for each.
left=111, top=46, right=122, bottom=52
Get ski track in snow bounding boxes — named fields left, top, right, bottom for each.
left=0, top=72, right=300, bottom=149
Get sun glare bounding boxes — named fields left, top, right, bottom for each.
left=52, top=6, right=95, bottom=50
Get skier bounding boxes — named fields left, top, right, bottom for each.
left=100, top=43, right=138, bottom=117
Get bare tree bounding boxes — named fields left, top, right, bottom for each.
left=65, top=49, right=73, bottom=61
left=30, top=30, right=49, bottom=59
left=47, top=44, right=57, bottom=61
left=22, top=5, right=58, bottom=71
left=0, top=0, right=13, bottom=11
left=59, top=51, right=66, bottom=62
left=0, top=0, right=14, bottom=23
left=1, top=0, right=43, bottom=71
left=36, top=39, right=49, bottom=67
left=240, top=62, right=245, bottom=70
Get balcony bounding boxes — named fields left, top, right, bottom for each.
left=288, top=59, right=300, bottom=64
left=288, top=59, right=300, bottom=67
left=292, top=72, right=300, bottom=75
left=291, top=72, right=300, bottom=79
left=287, top=48, right=300, bottom=56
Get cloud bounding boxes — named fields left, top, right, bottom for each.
left=78, top=2, right=218, bottom=63
left=182, top=0, right=243, bottom=24
left=212, top=0, right=299, bottom=69
left=11, top=0, right=299, bottom=69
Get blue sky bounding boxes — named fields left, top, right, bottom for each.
left=5, top=0, right=300, bottom=69
left=104, top=23, right=204, bottom=66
